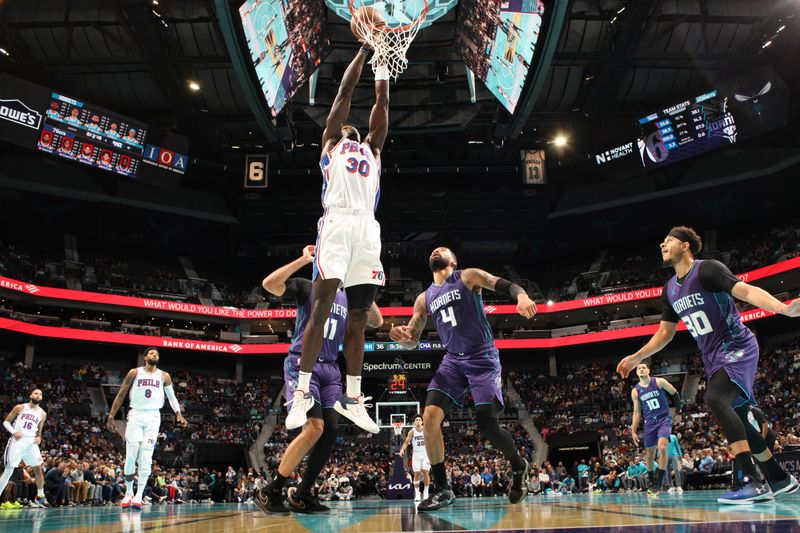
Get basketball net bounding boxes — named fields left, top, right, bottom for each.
left=392, top=420, right=404, bottom=437
left=350, top=0, right=428, bottom=79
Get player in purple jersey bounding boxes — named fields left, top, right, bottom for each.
left=617, top=226, right=800, bottom=504
left=255, top=246, right=383, bottom=515
left=630, top=362, right=681, bottom=498
left=389, top=247, right=537, bottom=511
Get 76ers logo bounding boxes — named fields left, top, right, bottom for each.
left=372, top=270, right=384, bottom=282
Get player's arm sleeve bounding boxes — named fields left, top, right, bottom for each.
left=3, top=420, right=14, bottom=435
left=660, top=285, right=680, bottom=322
left=164, top=385, right=181, bottom=414
left=284, top=278, right=313, bottom=306
left=698, top=260, right=740, bottom=293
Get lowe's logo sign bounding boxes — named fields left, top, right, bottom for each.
left=0, top=99, right=42, bottom=130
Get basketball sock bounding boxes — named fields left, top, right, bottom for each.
left=757, top=456, right=787, bottom=483
left=657, top=469, right=666, bottom=488
left=297, top=372, right=312, bottom=393
left=124, top=477, right=134, bottom=499
left=734, top=452, right=761, bottom=484
left=37, top=488, right=45, bottom=498
left=268, top=473, right=287, bottom=494
left=431, top=462, right=449, bottom=490
left=346, top=375, right=362, bottom=397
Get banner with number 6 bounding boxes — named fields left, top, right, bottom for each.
left=245, top=154, right=268, bottom=188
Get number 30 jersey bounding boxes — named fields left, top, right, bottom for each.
left=319, top=138, right=381, bottom=213
left=129, top=367, right=165, bottom=411
left=661, top=259, right=758, bottom=378
left=425, top=270, right=495, bottom=355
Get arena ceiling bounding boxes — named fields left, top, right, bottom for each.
left=0, top=0, right=797, bottom=169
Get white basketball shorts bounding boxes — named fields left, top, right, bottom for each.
left=313, top=208, right=385, bottom=289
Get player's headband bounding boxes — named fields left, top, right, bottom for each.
left=668, top=229, right=699, bottom=255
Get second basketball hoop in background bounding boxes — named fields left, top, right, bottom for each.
left=349, top=0, right=428, bottom=79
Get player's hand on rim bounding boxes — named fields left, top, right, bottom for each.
left=516, top=294, right=537, bottom=319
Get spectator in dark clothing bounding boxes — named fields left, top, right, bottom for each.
left=45, top=462, right=69, bottom=506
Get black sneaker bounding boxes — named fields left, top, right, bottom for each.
left=287, top=490, right=330, bottom=514
left=253, top=488, right=288, bottom=515
left=417, top=487, right=455, bottom=512
left=769, top=474, right=799, bottom=498
left=509, top=459, right=529, bottom=504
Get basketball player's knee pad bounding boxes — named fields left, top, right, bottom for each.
left=124, top=442, right=141, bottom=475
left=734, top=405, right=768, bottom=455
left=705, top=376, right=747, bottom=443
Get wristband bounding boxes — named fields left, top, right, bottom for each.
left=375, top=65, right=390, bottom=81
left=359, top=46, right=371, bottom=56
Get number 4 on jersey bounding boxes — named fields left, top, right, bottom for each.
left=440, top=307, right=457, bottom=327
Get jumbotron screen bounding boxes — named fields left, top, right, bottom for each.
left=636, top=90, right=737, bottom=169
left=454, top=0, right=545, bottom=114
left=37, top=92, right=148, bottom=178
left=239, top=0, right=332, bottom=117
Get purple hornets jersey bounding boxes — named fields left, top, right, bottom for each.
left=635, top=378, right=670, bottom=419
left=289, top=289, right=348, bottom=362
left=663, top=260, right=758, bottom=379
left=425, top=270, right=494, bottom=354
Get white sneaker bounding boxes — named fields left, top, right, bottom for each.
left=285, top=390, right=315, bottom=430
left=414, top=492, right=421, bottom=502
left=333, top=395, right=380, bottom=434
left=676, top=487, right=684, bottom=493
left=668, top=487, right=676, bottom=493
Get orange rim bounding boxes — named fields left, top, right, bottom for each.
left=349, top=0, right=429, bottom=35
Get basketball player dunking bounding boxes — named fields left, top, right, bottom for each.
left=106, top=347, right=187, bottom=510
left=0, top=388, right=49, bottom=508
left=400, top=415, right=430, bottom=501
left=389, top=247, right=536, bottom=511
left=256, top=246, right=382, bottom=514
left=630, top=362, right=681, bottom=498
left=284, top=43, right=390, bottom=435
left=617, top=226, right=800, bottom=504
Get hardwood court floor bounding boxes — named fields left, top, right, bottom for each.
left=1, top=490, right=799, bottom=532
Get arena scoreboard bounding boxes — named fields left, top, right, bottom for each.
left=636, top=90, right=737, bottom=169
left=37, top=92, right=148, bottom=178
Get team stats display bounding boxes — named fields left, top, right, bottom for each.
left=37, top=92, right=148, bottom=178
left=239, top=0, right=331, bottom=117
left=454, top=0, right=545, bottom=114
left=636, top=90, right=737, bottom=169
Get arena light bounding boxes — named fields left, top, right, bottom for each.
left=0, top=48, right=9, bottom=57
left=188, top=81, right=201, bottom=91
left=547, top=300, right=554, bottom=306
left=762, top=40, right=772, bottom=48
left=553, top=135, right=567, bottom=147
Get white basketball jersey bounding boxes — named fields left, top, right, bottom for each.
left=411, top=428, right=426, bottom=454
left=319, top=138, right=381, bottom=213
left=129, top=367, right=165, bottom=410
left=14, top=404, right=44, bottom=438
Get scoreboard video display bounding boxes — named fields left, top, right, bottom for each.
left=454, top=0, right=546, bottom=114
left=37, top=92, right=148, bottom=178
left=636, top=90, right=737, bottom=169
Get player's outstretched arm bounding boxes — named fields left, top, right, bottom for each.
left=3, top=404, right=23, bottom=440
left=106, top=368, right=137, bottom=431
left=262, top=245, right=315, bottom=296
left=616, top=321, right=677, bottom=378
left=460, top=268, right=536, bottom=318
left=163, top=372, right=188, bottom=427
left=366, top=302, right=384, bottom=329
left=364, top=77, right=389, bottom=158
left=630, top=389, right=641, bottom=446
left=321, top=49, right=369, bottom=150
left=731, top=282, right=800, bottom=317
left=388, top=293, right=428, bottom=349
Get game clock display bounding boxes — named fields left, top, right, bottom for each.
left=37, top=92, right=148, bottom=178
left=388, top=373, right=408, bottom=395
